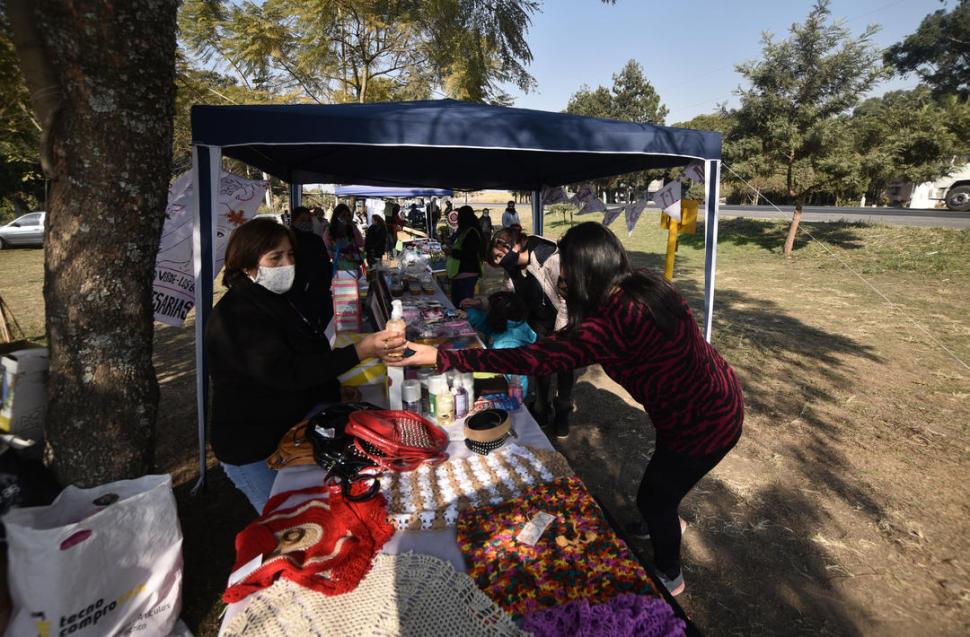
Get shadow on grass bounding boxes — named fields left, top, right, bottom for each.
left=552, top=262, right=885, bottom=635
left=679, top=218, right=870, bottom=254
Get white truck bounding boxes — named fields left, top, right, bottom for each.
left=888, top=162, right=970, bottom=211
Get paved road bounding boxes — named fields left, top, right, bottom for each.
left=472, top=200, right=970, bottom=228
left=715, top=204, right=970, bottom=228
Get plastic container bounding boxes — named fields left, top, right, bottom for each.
left=436, top=386, right=455, bottom=426
left=453, top=382, right=468, bottom=419
left=384, top=299, right=406, bottom=362
left=402, top=380, right=422, bottom=414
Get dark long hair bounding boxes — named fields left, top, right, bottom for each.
left=485, top=291, right=527, bottom=334
left=557, top=222, right=687, bottom=337
left=457, top=205, right=479, bottom=234
left=328, top=203, right=353, bottom=241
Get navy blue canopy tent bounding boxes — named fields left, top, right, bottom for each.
left=189, top=99, right=723, bottom=489
left=334, top=185, right=453, bottom=198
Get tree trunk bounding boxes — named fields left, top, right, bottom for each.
left=783, top=204, right=802, bottom=257
left=9, top=0, right=178, bottom=486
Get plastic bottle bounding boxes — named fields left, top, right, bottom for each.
left=453, top=381, right=468, bottom=419
left=508, top=376, right=523, bottom=403
left=427, top=376, right=444, bottom=420
left=436, top=383, right=455, bottom=425
left=402, top=380, right=422, bottom=414
left=417, top=368, right=433, bottom=415
left=384, top=299, right=406, bottom=362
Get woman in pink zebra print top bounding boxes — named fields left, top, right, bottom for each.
left=392, top=222, right=743, bottom=596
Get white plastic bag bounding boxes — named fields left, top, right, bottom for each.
left=3, top=474, right=184, bottom=637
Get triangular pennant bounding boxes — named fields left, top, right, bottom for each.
left=653, top=180, right=682, bottom=221
left=624, top=199, right=649, bottom=236
left=681, top=160, right=705, bottom=184
left=602, top=205, right=623, bottom=227
left=540, top=185, right=572, bottom=206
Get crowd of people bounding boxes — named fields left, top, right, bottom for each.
left=204, top=198, right=744, bottom=597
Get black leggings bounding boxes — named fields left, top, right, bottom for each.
left=636, top=441, right=735, bottom=578
left=533, top=370, right=574, bottom=409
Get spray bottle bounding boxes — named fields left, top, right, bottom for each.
left=384, top=299, right=406, bottom=362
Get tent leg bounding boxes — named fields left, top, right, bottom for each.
left=289, top=182, right=302, bottom=212
left=532, top=189, right=543, bottom=236
left=191, top=145, right=220, bottom=495
left=703, top=160, right=721, bottom=343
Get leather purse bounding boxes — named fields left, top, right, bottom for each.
left=345, top=410, right=449, bottom=472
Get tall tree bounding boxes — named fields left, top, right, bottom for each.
left=0, top=10, right=42, bottom=221
left=179, top=0, right=538, bottom=104
left=565, top=59, right=667, bottom=200
left=885, top=0, right=970, bottom=98
left=731, top=0, right=887, bottom=250
left=851, top=87, right=966, bottom=201
left=7, top=0, right=178, bottom=485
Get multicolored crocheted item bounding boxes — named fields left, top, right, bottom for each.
left=457, top=476, right=657, bottom=617
left=222, top=553, right=527, bottom=637
left=519, top=593, right=686, bottom=637
left=382, top=444, right=574, bottom=531
left=223, top=485, right=393, bottom=603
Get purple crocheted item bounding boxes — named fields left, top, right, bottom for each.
left=519, top=593, right=687, bottom=637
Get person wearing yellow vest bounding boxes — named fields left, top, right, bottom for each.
left=445, top=206, right=484, bottom=306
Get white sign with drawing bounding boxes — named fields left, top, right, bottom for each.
left=153, top=171, right=268, bottom=326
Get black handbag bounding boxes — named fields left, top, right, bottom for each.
left=305, top=402, right=382, bottom=501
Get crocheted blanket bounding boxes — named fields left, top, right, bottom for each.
left=223, top=485, right=394, bottom=603
left=457, top=476, right=658, bottom=617
left=381, top=444, right=573, bottom=531
left=222, top=552, right=527, bottom=637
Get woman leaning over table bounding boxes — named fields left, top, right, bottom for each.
left=205, top=218, right=404, bottom=513
left=389, top=221, right=744, bottom=597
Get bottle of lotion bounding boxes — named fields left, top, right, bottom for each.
left=384, top=299, right=406, bottom=362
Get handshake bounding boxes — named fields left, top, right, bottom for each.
left=353, top=330, right=439, bottom=367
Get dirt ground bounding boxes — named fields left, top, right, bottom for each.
left=2, top=213, right=969, bottom=636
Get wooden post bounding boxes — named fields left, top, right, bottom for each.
left=783, top=204, right=802, bottom=257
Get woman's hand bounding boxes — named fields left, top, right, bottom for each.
left=355, top=329, right=407, bottom=360
left=385, top=342, right=439, bottom=367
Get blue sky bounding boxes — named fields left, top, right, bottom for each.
left=507, top=0, right=945, bottom=123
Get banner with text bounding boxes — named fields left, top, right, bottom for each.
left=153, top=171, right=268, bottom=326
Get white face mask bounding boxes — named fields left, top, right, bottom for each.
left=250, top=264, right=295, bottom=294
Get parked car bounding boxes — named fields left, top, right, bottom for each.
left=0, top=212, right=45, bottom=248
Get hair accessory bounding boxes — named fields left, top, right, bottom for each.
left=464, top=409, right=513, bottom=455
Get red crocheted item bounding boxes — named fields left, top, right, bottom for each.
left=223, top=484, right=394, bottom=603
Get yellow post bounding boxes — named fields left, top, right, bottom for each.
left=664, top=217, right=679, bottom=281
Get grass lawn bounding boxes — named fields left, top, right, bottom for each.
left=1, top=212, right=968, bottom=636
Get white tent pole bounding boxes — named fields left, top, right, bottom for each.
left=191, top=144, right=221, bottom=495
left=702, top=160, right=721, bottom=343
left=532, top=189, right=543, bottom=235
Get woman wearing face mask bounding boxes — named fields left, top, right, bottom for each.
left=390, top=222, right=744, bottom=597
left=205, top=218, right=404, bottom=512
left=324, top=203, right=365, bottom=270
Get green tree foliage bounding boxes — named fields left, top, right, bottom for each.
left=566, top=59, right=667, bottom=123
left=565, top=59, right=668, bottom=200
left=0, top=9, right=43, bottom=221
left=179, top=0, right=538, bottom=105
left=852, top=87, right=966, bottom=201
left=731, top=0, right=887, bottom=206
left=885, top=0, right=970, bottom=98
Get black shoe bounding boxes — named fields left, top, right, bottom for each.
left=553, top=400, right=572, bottom=439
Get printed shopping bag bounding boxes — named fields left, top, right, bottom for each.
left=3, top=474, right=184, bottom=637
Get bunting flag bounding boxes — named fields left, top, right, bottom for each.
left=571, top=182, right=607, bottom=215
left=681, top=160, right=706, bottom=184
left=624, top=199, right=649, bottom=236
left=653, top=179, right=682, bottom=222
left=602, top=205, right=623, bottom=227
left=153, top=170, right=267, bottom=326
left=540, top=185, right=572, bottom=206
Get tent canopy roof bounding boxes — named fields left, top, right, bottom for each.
left=191, top=99, right=721, bottom=191
left=333, top=185, right=452, bottom=198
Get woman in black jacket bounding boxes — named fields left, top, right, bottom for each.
left=205, top=218, right=403, bottom=512
left=446, top=205, right=484, bottom=306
